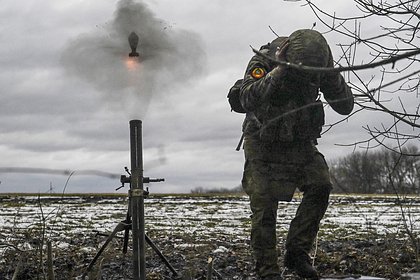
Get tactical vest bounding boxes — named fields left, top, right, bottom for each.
left=255, top=74, right=325, bottom=143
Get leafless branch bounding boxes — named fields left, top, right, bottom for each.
left=251, top=46, right=420, bottom=73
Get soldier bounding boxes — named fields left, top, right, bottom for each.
left=238, top=29, right=354, bottom=279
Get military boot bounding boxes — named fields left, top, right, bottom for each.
left=284, top=250, right=319, bottom=279
left=254, top=250, right=281, bottom=280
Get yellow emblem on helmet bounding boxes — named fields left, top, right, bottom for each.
left=251, top=67, right=266, bottom=79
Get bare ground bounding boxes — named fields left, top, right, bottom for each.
left=0, top=194, right=419, bottom=279
left=1, top=228, right=419, bottom=279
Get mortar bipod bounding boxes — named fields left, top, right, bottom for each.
left=82, top=120, right=179, bottom=280
left=81, top=167, right=179, bottom=279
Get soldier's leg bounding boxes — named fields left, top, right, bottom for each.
left=285, top=183, right=331, bottom=254
left=284, top=183, right=330, bottom=279
left=242, top=159, right=281, bottom=278
left=286, top=149, right=332, bottom=254
left=250, top=192, right=280, bottom=277
left=284, top=150, right=332, bottom=278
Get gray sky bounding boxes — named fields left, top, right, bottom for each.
left=0, top=0, right=417, bottom=193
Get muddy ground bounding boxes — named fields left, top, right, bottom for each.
left=0, top=194, right=419, bottom=279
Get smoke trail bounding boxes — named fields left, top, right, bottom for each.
left=61, top=0, right=206, bottom=118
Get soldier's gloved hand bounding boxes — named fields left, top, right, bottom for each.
left=268, top=39, right=289, bottom=86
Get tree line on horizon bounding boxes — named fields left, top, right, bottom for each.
left=329, top=145, right=420, bottom=195
left=191, top=145, right=420, bottom=195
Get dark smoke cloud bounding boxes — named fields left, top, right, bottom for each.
left=61, top=0, right=206, bottom=118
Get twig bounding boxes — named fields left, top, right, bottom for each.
left=312, top=232, right=319, bottom=267
left=47, top=240, right=55, bottom=280
left=207, top=257, right=213, bottom=280
left=268, top=25, right=280, bottom=38
left=251, top=46, right=420, bottom=73
left=38, top=194, right=47, bottom=279
left=97, top=258, right=104, bottom=280
left=11, top=253, right=24, bottom=280
left=0, top=242, right=23, bottom=252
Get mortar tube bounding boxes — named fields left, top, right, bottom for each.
left=129, top=120, right=146, bottom=280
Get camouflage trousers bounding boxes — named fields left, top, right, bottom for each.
left=241, top=137, right=332, bottom=277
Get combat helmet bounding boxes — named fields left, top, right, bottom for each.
left=285, top=29, right=330, bottom=82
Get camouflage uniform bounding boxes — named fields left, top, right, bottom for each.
left=239, top=30, right=354, bottom=278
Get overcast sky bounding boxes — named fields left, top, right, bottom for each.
left=0, top=0, right=416, bottom=193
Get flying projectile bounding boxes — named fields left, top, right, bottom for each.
left=128, top=32, right=139, bottom=57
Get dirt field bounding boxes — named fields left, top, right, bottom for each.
left=0, top=193, right=419, bottom=279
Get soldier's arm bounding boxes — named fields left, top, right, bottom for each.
left=239, top=54, right=273, bottom=112
left=239, top=54, right=286, bottom=112
left=320, top=49, right=354, bottom=115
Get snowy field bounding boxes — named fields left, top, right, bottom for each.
left=1, top=193, right=419, bottom=251
left=1, top=193, right=419, bottom=279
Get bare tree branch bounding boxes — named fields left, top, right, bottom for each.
left=251, top=46, right=420, bottom=73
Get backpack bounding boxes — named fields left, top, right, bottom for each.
left=227, top=79, right=246, bottom=113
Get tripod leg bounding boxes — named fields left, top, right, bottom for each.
left=123, top=226, right=130, bottom=254
left=145, top=234, right=179, bottom=277
left=123, top=212, right=131, bottom=254
left=82, top=222, right=127, bottom=279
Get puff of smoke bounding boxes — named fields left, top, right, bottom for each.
left=61, top=0, right=206, bottom=118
